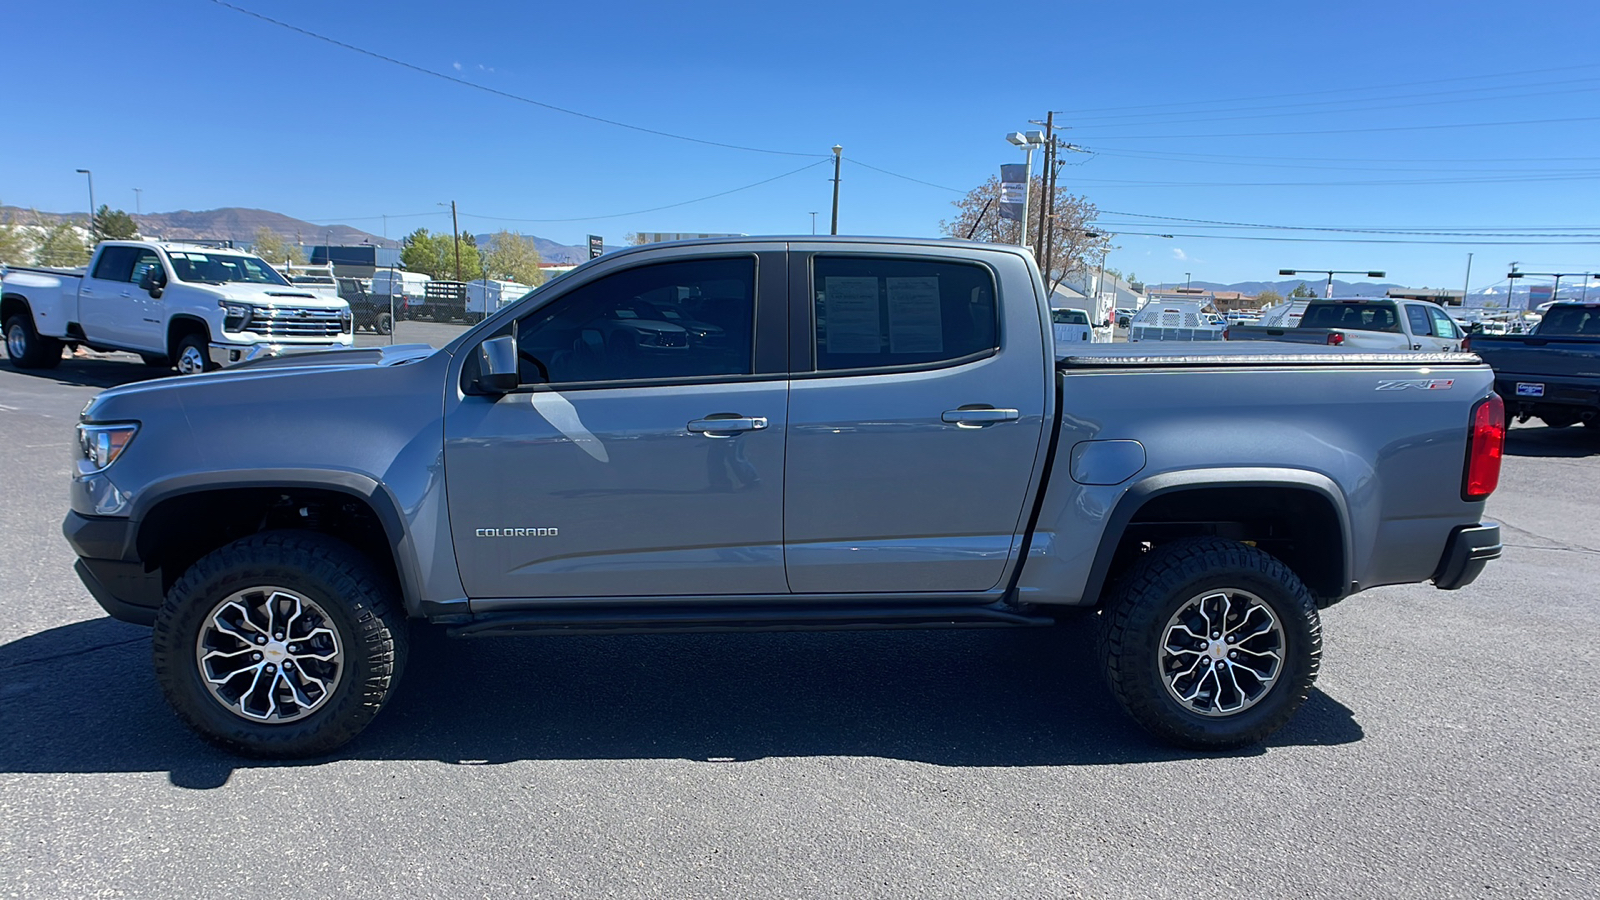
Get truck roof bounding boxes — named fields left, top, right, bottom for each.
left=97, top=240, right=260, bottom=257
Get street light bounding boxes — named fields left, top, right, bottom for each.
left=1005, top=130, right=1045, bottom=248
left=1506, top=270, right=1588, bottom=310
left=75, top=169, right=95, bottom=240
left=1279, top=268, right=1387, bottom=299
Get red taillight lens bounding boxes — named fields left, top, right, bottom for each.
left=1462, top=335, right=1472, bottom=352
left=1222, top=328, right=1231, bottom=340
left=1326, top=332, right=1345, bottom=346
left=1463, top=393, right=1505, bottom=500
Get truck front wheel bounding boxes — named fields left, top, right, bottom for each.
left=173, top=334, right=217, bottom=374
left=4, top=314, right=64, bottom=370
left=1097, top=538, right=1322, bottom=750
left=151, top=531, right=409, bottom=758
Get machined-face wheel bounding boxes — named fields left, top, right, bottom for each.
left=177, top=344, right=208, bottom=375
left=6, top=321, right=26, bottom=359
left=195, top=586, right=344, bottom=724
left=1158, top=588, right=1284, bottom=717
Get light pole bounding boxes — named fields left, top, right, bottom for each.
left=829, top=145, right=842, bottom=235
left=132, top=188, right=142, bottom=216
left=1185, top=272, right=1192, bottom=292
left=1279, top=268, right=1387, bottom=299
left=1005, top=131, right=1045, bottom=248
left=809, top=212, right=817, bottom=235
left=75, top=169, right=95, bottom=239
left=1462, top=252, right=1474, bottom=307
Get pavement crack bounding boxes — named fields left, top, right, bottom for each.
left=0, top=635, right=148, bottom=673
left=1494, top=520, right=1600, bottom=555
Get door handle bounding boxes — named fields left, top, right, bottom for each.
left=688, top=416, right=768, bottom=435
left=942, top=407, right=1020, bottom=427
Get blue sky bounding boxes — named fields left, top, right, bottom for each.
left=6, top=0, right=1598, bottom=289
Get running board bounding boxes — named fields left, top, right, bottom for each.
left=448, top=602, right=1055, bottom=638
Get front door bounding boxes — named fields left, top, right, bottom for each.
left=444, top=250, right=790, bottom=599
left=782, top=249, right=1048, bottom=594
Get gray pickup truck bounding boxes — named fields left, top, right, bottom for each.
left=62, top=237, right=1505, bottom=758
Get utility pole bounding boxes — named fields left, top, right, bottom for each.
left=440, top=201, right=462, bottom=281
left=1033, top=112, right=1054, bottom=262
left=1508, top=262, right=1519, bottom=309
left=132, top=188, right=142, bottom=216
left=809, top=212, right=817, bottom=235
left=830, top=145, right=842, bottom=235
left=1462, top=252, right=1474, bottom=307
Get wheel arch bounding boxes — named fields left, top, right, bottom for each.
left=166, top=314, right=211, bottom=358
left=1, top=293, right=32, bottom=325
left=1082, top=468, right=1353, bottom=608
left=130, top=470, right=429, bottom=618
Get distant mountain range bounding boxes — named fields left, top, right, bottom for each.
left=0, top=206, right=600, bottom=264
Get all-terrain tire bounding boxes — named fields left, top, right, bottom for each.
left=152, top=531, right=408, bottom=758
left=4, top=313, right=64, bottom=369
left=1097, top=537, right=1321, bottom=751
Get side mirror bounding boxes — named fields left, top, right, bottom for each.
left=476, top=334, right=520, bottom=394
left=138, top=268, right=166, bottom=298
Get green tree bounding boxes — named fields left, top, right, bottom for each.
left=90, top=205, right=137, bottom=243
left=0, top=214, right=35, bottom=265
left=940, top=176, right=1110, bottom=293
left=1255, top=288, right=1284, bottom=307
left=401, top=227, right=479, bottom=281
left=36, top=221, right=90, bottom=266
left=250, top=227, right=306, bottom=264
left=1289, top=282, right=1316, bottom=299
left=482, top=230, right=546, bottom=285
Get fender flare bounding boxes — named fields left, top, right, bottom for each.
left=130, top=468, right=431, bottom=617
left=1080, top=467, right=1354, bottom=605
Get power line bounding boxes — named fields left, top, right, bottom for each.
left=1057, top=62, right=1600, bottom=116
left=1094, top=230, right=1600, bottom=247
left=1070, top=114, right=1600, bottom=141
left=1095, top=210, right=1600, bottom=238
left=455, top=160, right=829, bottom=223
left=845, top=158, right=966, bottom=193
left=1086, top=148, right=1599, bottom=174
left=1065, top=171, right=1600, bottom=187
left=202, top=0, right=824, bottom=159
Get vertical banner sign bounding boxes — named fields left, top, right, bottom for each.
left=1527, top=285, right=1553, bottom=311
left=588, top=235, right=604, bottom=259
left=998, top=164, right=1027, bottom=222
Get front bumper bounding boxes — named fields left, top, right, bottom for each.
left=208, top=340, right=351, bottom=367
left=62, top=510, right=162, bottom=626
left=1432, top=522, right=1501, bottom=591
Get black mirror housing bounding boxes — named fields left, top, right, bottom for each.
left=139, top=268, right=166, bottom=298
left=476, top=334, right=520, bottom=393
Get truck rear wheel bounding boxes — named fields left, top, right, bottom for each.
left=376, top=312, right=393, bottom=335
left=1097, top=538, right=1321, bottom=750
left=151, top=531, right=408, bottom=758
left=4, top=314, right=64, bottom=370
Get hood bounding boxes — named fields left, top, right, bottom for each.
left=88, top=344, right=439, bottom=409
left=206, top=282, right=350, bottom=309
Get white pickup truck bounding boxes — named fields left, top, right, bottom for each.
left=1225, top=297, right=1465, bottom=352
left=2, top=241, right=353, bottom=373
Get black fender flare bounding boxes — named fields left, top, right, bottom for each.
left=1080, top=467, right=1354, bottom=606
left=129, top=468, right=434, bottom=618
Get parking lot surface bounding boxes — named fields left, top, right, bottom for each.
left=2, top=343, right=1596, bottom=898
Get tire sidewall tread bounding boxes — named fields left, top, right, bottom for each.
left=151, top=530, right=407, bottom=758
left=1097, top=537, right=1322, bottom=751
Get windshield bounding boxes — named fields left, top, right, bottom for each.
left=1052, top=309, right=1089, bottom=325
left=1299, top=301, right=1401, bottom=333
left=167, top=251, right=290, bottom=286
left=1537, top=305, right=1600, bottom=336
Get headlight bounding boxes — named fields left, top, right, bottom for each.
left=77, top=423, right=139, bottom=472
left=219, top=302, right=254, bottom=331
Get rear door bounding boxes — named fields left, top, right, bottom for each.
left=78, top=246, right=143, bottom=346
left=1426, top=305, right=1464, bottom=351
left=782, top=246, right=1049, bottom=594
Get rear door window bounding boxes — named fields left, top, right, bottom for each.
left=1406, top=305, right=1435, bottom=336
left=1427, top=307, right=1460, bottom=340
left=811, top=256, right=997, bottom=372
left=90, top=246, right=139, bottom=282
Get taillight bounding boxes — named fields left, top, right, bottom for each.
left=1222, top=328, right=1231, bottom=340
left=1463, top=393, right=1505, bottom=500
left=1462, top=335, right=1472, bottom=352
left=1326, top=332, right=1345, bottom=346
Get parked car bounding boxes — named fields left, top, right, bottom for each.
left=337, top=277, right=391, bottom=335
left=367, top=269, right=430, bottom=320
left=1225, top=298, right=1465, bottom=351
left=63, top=236, right=1502, bottom=758
left=3, top=241, right=352, bottom=373
left=1114, top=307, right=1134, bottom=328
left=1051, top=307, right=1092, bottom=344
left=1468, top=301, right=1600, bottom=428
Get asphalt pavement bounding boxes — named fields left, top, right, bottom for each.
left=1, top=341, right=1596, bottom=898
